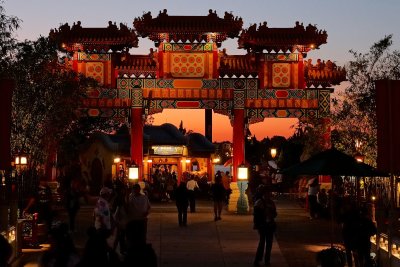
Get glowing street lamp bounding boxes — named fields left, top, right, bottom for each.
left=270, top=148, right=277, bottom=159
left=237, top=164, right=249, bottom=214
left=15, top=155, right=28, bottom=166
left=354, top=139, right=364, bottom=162
left=237, top=165, right=248, bottom=180
left=128, top=164, right=139, bottom=182
left=212, top=157, right=221, bottom=164
left=354, top=153, right=365, bottom=163
left=15, top=153, right=28, bottom=176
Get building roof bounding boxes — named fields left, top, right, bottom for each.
left=219, top=54, right=258, bottom=78
left=304, top=59, right=347, bottom=88
left=134, top=10, right=242, bottom=44
left=49, top=21, right=138, bottom=52
left=238, top=22, right=327, bottom=53
left=82, top=123, right=214, bottom=156
left=186, top=132, right=215, bottom=154
left=144, top=123, right=187, bottom=146
left=116, top=54, right=157, bottom=78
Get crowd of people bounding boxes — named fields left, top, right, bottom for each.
left=1, top=167, right=380, bottom=267
left=35, top=181, right=156, bottom=267
left=18, top=169, right=231, bottom=267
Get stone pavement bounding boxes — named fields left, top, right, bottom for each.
left=12, top=194, right=344, bottom=267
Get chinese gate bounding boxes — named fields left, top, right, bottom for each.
left=50, top=11, right=346, bottom=202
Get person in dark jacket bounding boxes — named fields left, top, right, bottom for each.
left=355, top=206, right=377, bottom=267
left=210, top=176, right=226, bottom=221
left=174, top=182, right=189, bottom=226
left=253, top=185, right=277, bottom=267
left=123, top=220, right=157, bottom=267
left=340, top=201, right=359, bottom=267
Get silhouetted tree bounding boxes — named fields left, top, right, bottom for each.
left=332, top=35, right=400, bottom=165
left=0, top=1, right=20, bottom=77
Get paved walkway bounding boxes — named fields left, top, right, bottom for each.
left=12, top=194, right=343, bottom=267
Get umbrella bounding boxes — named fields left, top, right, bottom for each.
left=281, top=148, right=388, bottom=177
left=280, top=148, right=388, bottom=248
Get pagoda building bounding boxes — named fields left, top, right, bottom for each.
left=50, top=10, right=346, bottom=210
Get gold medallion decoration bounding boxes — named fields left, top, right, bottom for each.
left=272, top=63, right=290, bottom=88
left=86, top=62, right=104, bottom=84
left=171, top=53, right=205, bottom=78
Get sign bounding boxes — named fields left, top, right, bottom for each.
left=152, top=146, right=184, bottom=155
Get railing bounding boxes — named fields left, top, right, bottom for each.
left=371, top=233, right=400, bottom=266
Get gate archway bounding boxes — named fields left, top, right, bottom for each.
left=50, top=10, right=346, bottom=211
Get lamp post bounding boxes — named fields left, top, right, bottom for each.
left=14, top=153, right=28, bottom=220
left=237, top=164, right=249, bottom=214
left=146, top=159, right=152, bottom=182
left=113, top=157, right=121, bottom=181
left=185, top=159, right=191, bottom=173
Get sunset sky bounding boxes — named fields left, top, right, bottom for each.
left=4, top=0, right=399, bottom=142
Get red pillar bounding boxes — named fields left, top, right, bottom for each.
left=207, top=158, right=212, bottom=182
left=131, top=108, right=144, bottom=181
left=177, top=159, right=182, bottom=184
left=298, top=54, right=305, bottom=89
left=376, top=80, right=400, bottom=175
left=232, top=109, right=245, bottom=182
left=319, top=117, right=332, bottom=185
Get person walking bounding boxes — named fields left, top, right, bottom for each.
left=253, top=185, right=277, bottom=267
left=94, top=187, right=113, bottom=232
left=23, top=180, right=53, bottom=232
left=210, top=176, right=226, bottom=221
left=186, top=176, right=199, bottom=213
left=39, top=223, right=80, bottom=267
left=222, top=171, right=231, bottom=204
left=355, top=206, right=377, bottom=267
left=65, top=178, right=85, bottom=233
left=110, top=176, right=129, bottom=254
left=126, top=184, right=151, bottom=243
left=123, top=220, right=157, bottom=267
left=340, top=200, right=359, bottom=267
left=307, top=177, right=320, bottom=219
left=77, top=226, right=121, bottom=267
left=317, top=188, right=329, bottom=218
left=174, top=181, right=189, bottom=226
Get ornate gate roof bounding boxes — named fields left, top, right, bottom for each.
left=134, top=10, right=243, bottom=45
left=49, top=10, right=347, bottom=122
left=238, top=22, right=327, bottom=54
left=49, top=21, right=138, bottom=52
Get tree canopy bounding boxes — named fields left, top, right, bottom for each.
left=0, top=0, right=20, bottom=77
left=331, top=35, right=400, bottom=165
left=1, top=3, right=119, bottom=172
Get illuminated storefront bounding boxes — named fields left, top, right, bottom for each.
left=79, top=123, right=215, bottom=191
